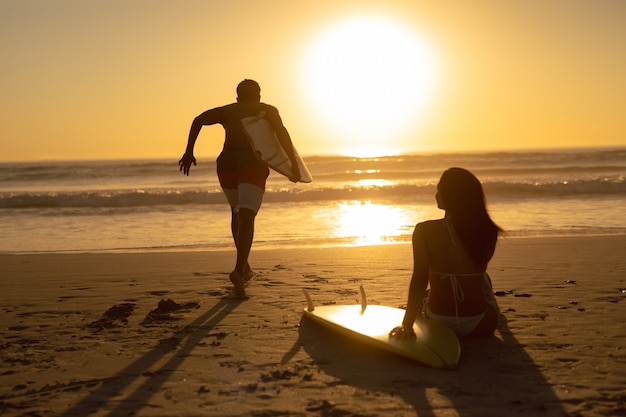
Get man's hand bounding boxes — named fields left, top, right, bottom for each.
left=178, top=153, right=196, bottom=176
left=389, top=325, right=416, bottom=340
left=288, top=164, right=301, bottom=183
left=288, top=173, right=301, bottom=183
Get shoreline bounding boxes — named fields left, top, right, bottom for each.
left=2, top=230, right=626, bottom=256
left=1, top=234, right=625, bottom=416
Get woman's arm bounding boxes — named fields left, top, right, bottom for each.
left=403, top=226, right=430, bottom=328
left=391, top=225, right=430, bottom=339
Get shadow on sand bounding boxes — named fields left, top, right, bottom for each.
left=291, top=312, right=566, bottom=417
left=58, top=297, right=245, bottom=417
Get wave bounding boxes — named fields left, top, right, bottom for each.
left=2, top=176, right=624, bottom=209
left=2, top=147, right=624, bottom=210
left=2, top=147, right=624, bottom=182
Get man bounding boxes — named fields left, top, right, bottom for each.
left=179, top=79, right=299, bottom=298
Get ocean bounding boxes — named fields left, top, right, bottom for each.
left=1, top=147, right=625, bottom=254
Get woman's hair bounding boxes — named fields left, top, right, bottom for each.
left=437, top=167, right=502, bottom=269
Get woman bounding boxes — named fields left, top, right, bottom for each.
left=391, top=168, right=503, bottom=338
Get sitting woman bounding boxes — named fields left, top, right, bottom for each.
left=391, top=167, right=503, bottom=338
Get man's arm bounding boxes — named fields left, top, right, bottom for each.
left=266, top=108, right=300, bottom=182
left=179, top=109, right=220, bottom=176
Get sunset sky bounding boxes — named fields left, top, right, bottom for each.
left=1, top=0, right=625, bottom=161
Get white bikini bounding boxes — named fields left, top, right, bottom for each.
left=424, top=219, right=498, bottom=336
left=424, top=272, right=497, bottom=336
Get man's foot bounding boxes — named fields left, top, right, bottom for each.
left=243, top=264, right=254, bottom=282
left=243, top=269, right=255, bottom=285
left=229, top=271, right=246, bottom=298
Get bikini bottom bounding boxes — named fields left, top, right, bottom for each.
left=425, top=305, right=486, bottom=337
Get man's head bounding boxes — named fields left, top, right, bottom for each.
left=237, top=79, right=261, bottom=103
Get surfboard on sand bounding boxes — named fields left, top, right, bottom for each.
left=240, top=112, right=313, bottom=183
left=302, top=286, right=461, bottom=369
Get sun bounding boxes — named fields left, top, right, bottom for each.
left=300, top=15, right=437, bottom=157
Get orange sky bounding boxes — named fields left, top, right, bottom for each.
left=1, top=0, right=625, bottom=161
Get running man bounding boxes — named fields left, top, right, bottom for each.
left=179, top=79, right=300, bottom=297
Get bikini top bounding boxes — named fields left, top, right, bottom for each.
left=429, top=271, right=491, bottom=319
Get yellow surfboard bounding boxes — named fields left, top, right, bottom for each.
left=240, top=112, right=313, bottom=183
left=302, top=287, right=461, bottom=369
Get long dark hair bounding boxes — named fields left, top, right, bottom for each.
left=437, top=167, right=502, bottom=269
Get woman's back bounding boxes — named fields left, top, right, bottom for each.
left=417, top=219, right=493, bottom=317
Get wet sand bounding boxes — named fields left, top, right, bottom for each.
left=1, top=235, right=625, bottom=416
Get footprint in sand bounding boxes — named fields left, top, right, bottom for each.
left=141, top=299, right=200, bottom=325
left=86, top=303, right=136, bottom=330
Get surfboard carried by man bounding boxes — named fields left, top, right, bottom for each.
left=178, top=79, right=301, bottom=298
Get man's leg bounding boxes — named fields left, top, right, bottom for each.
left=229, top=180, right=264, bottom=297
left=234, top=208, right=256, bottom=277
left=228, top=208, right=256, bottom=297
left=230, top=208, right=253, bottom=281
left=221, top=164, right=267, bottom=297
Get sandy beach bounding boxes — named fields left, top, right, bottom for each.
left=1, top=234, right=625, bottom=416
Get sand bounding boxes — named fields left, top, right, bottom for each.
left=1, top=235, right=625, bottom=417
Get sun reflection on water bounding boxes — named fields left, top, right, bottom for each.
left=356, top=179, right=393, bottom=187
left=328, top=201, right=415, bottom=246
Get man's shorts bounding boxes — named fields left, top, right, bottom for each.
left=218, top=167, right=269, bottom=213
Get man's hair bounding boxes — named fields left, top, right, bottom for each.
left=237, top=79, right=261, bottom=100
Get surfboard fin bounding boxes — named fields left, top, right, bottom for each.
left=359, top=285, right=367, bottom=315
left=303, top=289, right=314, bottom=312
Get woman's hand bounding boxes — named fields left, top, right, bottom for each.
left=389, top=325, right=416, bottom=340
